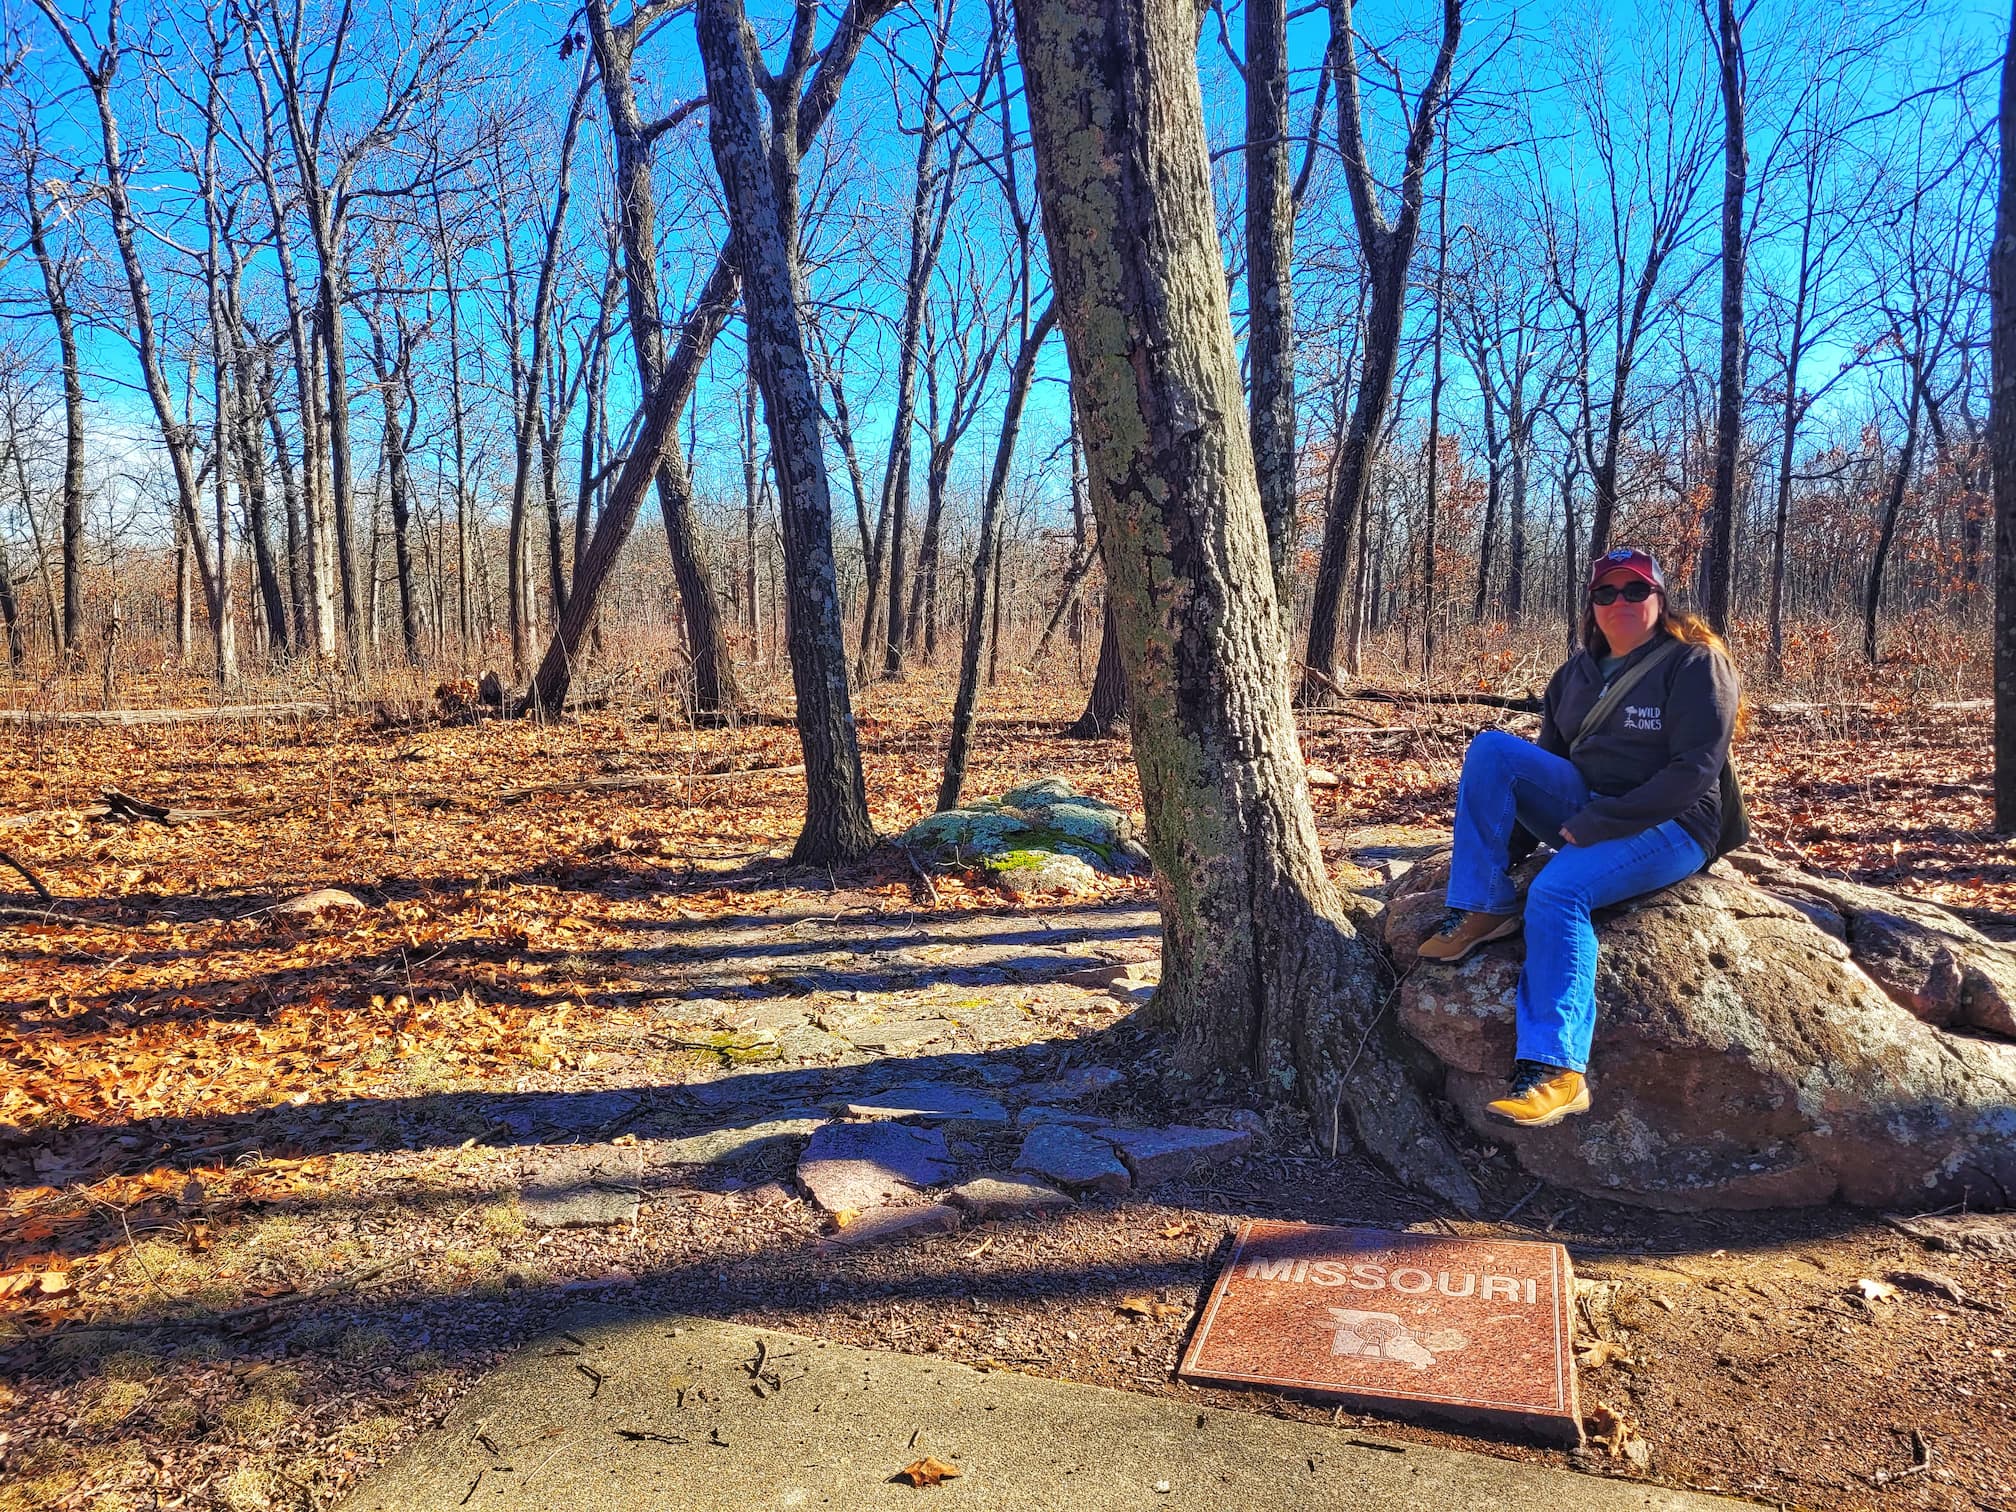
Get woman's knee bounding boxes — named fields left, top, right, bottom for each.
left=1525, top=865, right=1591, bottom=919
left=1462, top=728, right=1525, bottom=773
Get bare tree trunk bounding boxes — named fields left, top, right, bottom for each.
left=366, top=308, right=424, bottom=660
left=37, top=1, right=233, bottom=681
left=541, top=349, right=571, bottom=621
left=1016, top=0, right=1476, bottom=1209
left=582, top=0, right=736, bottom=712
left=1472, top=382, right=1502, bottom=621
left=21, top=150, right=85, bottom=657
left=234, top=338, right=290, bottom=651
left=698, top=0, right=875, bottom=865
left=0, top=536, right=24, bottom=667
left=940, top=303, right=1056, bottom=810
left=503, top=69, right=591, bottom=676
left=240, top=55, right=332, bottom=658
left=1246, top=0, right=1296, bottom=608
left=9, top=437, right=60, bottom=654
left=1066, top=598, right=1128, bottom=737
left=1300, top=0, right=1460, bottom=696
left=1994, top=0, right=2016, bottom=829
left=742, top=370, right=763, bottom=636
left=877, top=100, right=940, bottom=678
left=1865, top=369, right=1924, bottom=665
left=905, top=456, right=949, bottom=659
left=1705, top=0, right=1746, bottom=634
left=986, top=518, right=1005, bottom=682
left=1422, top=141, right=1447, bottom=672
left=433, top=198, right=476, bottom=660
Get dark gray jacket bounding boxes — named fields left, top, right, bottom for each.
left=1533, top=631, right=1742, bottom=859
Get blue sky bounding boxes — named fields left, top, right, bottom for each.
left=1, top=0, right=2005, bottom=571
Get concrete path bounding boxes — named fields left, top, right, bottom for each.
left=342, top=1311, right=1744, bottom=1512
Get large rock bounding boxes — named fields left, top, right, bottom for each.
left=796, top=1122, right=954, bottom=1214
left=897, top=779, right=1150, bottom=895
left=1381, top=841, right=2016, bottom=1211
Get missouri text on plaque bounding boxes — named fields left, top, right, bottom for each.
left=1178, top=1220, right=1582, bottom=1443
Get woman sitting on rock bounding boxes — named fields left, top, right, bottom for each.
left=1417, top=547, right=1747, bottom=1128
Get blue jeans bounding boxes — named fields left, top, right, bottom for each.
left=1445, top=730, right=1707, bottom=1074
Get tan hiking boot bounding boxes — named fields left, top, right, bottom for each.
left=1487, top=1066, right=1591, bottom=1128
left=1416, top=908, right=1520, bottom=963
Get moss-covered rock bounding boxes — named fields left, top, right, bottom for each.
left=899, top=779, right=1148, bottom=895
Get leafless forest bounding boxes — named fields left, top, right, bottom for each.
left=0, top=0, right=1996, bottom=717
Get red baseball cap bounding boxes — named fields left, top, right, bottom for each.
left=1588, top=547, right=1665, bottom=593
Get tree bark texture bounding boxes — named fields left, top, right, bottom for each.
left=698, top=0, right=875, bottom=866
left=1245, top=0, right=1296, bottom=610
left=1013, top=0, right=1478, bottom=1209
left=1995, top=0, right=2016, bottom=829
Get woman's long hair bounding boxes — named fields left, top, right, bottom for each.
left=1584, top=600, right=1750, bottom=740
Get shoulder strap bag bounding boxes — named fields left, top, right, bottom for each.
left=1569, top=637, right=1683, bottom=754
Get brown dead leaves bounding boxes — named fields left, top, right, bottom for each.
left=1116, top=1295, right=1185, bottom=1323
left=893, top=1456, right=962, bottom=1487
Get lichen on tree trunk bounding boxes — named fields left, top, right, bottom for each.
left=1011, top=0, right=1478, bottom=1211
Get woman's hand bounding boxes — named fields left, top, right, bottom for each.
left=1559, top=825, right=1580, bottom=847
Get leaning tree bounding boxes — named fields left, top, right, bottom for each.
left=1010, top=0, right=1478, bottom=1208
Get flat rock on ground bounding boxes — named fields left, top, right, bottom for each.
left=834, top=1083, right=1011, bottom=1128
left=518, top=1145, right=643, bottom=1229
left=1097, top=1124, right=1253, bottom=1188
left=338, top=1312, right=1746, bottom=1512
left=795, top=1122, right=954, bottom=1213
left=1014, top=1123, right=1131, bottom=1196
left=945, top=1173, right=1075, bottom=1217
left=1019, top=1065, right=1126, bottom=1102
left=639, top=1115, right=824, bottom=1175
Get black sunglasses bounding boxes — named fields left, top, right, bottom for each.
left=1589, top=581, right=1656, bottom=606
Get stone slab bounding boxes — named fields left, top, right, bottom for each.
left=341, top=1312, right=1744, bottom=1512
left=1179, top=1220, right=1581, bottom=1445
left=835, top=1083, right=1011, bottom=1129
left=482, top=1091, right=643, bottom=1140
left=821, top=1202, right=963, bottom=1249
left=946, top=1174, right=1075, bottom=1218
left=1012, top=1123, right=1130, bottom=1196
left=1098, top=1124, right=1253, bottom=1187
left=833, top=1020, right=953, bottom=1053
left=1016, top=1105, right=1111, bottom=1130
left=519, top=1146, right=643, bottom=1229
left=641, top=1115, right=823, bottom=1175
left=796, top=1122, right=954, bottom=1214
left=1018, top=1065, right=1125, bottom=1103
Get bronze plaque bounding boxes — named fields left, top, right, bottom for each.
left=1179, top=1219, right=1581, bottom=1443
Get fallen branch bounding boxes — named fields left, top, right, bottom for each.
left=1296, top=663, right=1543, bottom=713
left=496, top=764, right=806, bottom=803
left=0, top=702, right=330, bottom=727
left=1345, top=686, right=1544, bottom=712
left=0, top=850, right=52, bottom=899
left=99, top=790, right=293, bottom=827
